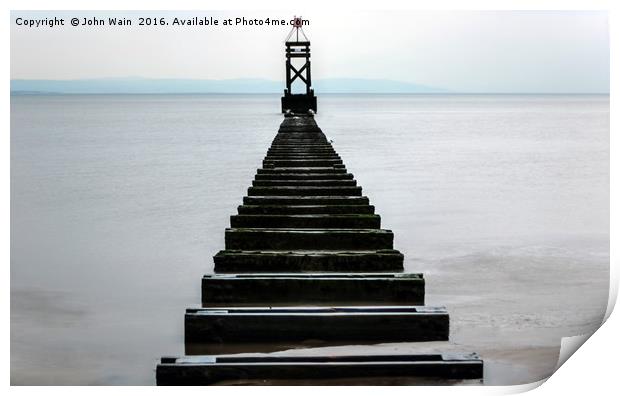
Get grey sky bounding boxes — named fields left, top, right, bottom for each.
left=10, top=10, right=609, bottom=93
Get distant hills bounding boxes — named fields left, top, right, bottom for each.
left=10, top=78, right=445, bottom=94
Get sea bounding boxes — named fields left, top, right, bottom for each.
left=10, top=94, right=610, bottom=385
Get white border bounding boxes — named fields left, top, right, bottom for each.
left=4, top=0, right=616, bottom=394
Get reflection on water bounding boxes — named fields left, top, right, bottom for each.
left=11, top=94, right=609, bottom=385
left=185, top=340, right=389, bottom=356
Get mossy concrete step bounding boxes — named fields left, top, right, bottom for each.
left=271, top=148, right=331, bottom=152
left=278, top=131, right=323, bottom=135
left=224, top=228, right=393, bottom=250
left=272, top=137, right=328, bottom=142
left=257, top=167, right=346, bottom=174
left=278, top=128, right=323, bottom=133
left=252, top=179, right=356, bottom=187
left=184, top=306, right=449, bottom=343
left=279, top=120, right=321, bottom=127
left=264, top=159, right=342, bottom=167
left=264, top=157, right=342, bottom=162
left=279, top=120, right=320, bottom=125
left=267, top=154, right=338, bottom=158
left=272, top=142, right=330, bottom=146
left=272, top=141, right=329, bottom=146
left=230, top=214, right=380, bottom=229
left=278, top=125, right=322, bottom=133
left=274, top=131, right=324, bottom=136
left=278, top=122, right=321, bottom=128
left=248, top=186, right=362, bottom=196
left=278, top=126, right=322, bottom=133
left=254, top=173, right=354, bottom=180
left=270, top=141, right=332, bottom=145
left=267, top=152, right=337, bottom=157
left=237, top=204, right=375, bottom=215
left=272, top=143, right=329, bottom=147
left=268, top=152, right=337, bottom=156
left=213, top=249, right=404, bottom=272
left=270, top=144, right=334, bottom=147
left=266, top=155, right=338, bottom=160
left=266, top=152, right=339, bottom=156
left=280, top=116, right=320, bottom=125
left=269, top=147, right=335, bottom=152
left=243, top=196, right=370, bottom=205
left=270, top=143, right=333, bottom=147
left=202, top=273, right=424, bottom=306
left=265, top=154, right=341, bottom=159
left=268, top=147, right=336, bottom=152
left=213, top=249, right=404, bottom=273
left=274, top=132, right=326, bottom=136
left=274, top=129, right=325, bottom=135
left=156, top=353, right=483, bottom=385
left=263, top=160, right=343, bottom=168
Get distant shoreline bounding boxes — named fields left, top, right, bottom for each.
left=10, top=91, right=610, bottom=96
left=10, top=77, right=609, bottom=95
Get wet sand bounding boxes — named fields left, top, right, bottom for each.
left=180, top=238, right=607, bottom=385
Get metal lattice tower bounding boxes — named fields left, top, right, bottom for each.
left=281, top=17, right=317, bottom=113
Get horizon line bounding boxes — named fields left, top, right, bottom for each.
left=10, top=91, right=610, bottom=96
left=10, top=77, right=609, bottom=95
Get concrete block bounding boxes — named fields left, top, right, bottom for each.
left=213, top=249, right=404, bottom=272
left=184, top=306, right=449, bottom=343
left=270, top=143, right=333, bottom=148
left=243, top=196, right=370, bottom=205
left=156, top=353, right=483, bottom=385
left=257, top=167, right=346, bottom=174
left=229, top=214, right=380, bottom=229
left=254, top=173, right=354, bottom=180
left=247, top=186, right=362, bottom=196
left=202, top=273, right=424, bottom=305
left=272, top=138, right=328, bottom=143
left=237, top=204, right=375, bottom=215
left=263, top=159, right=343, bottom=168
left=251, top=180, right=356, bottom=187
left=268, top=148, right=336, bottom=153
left=264, top=155, right=341, bottom=160
left=224, top=228, right=394, bottom=250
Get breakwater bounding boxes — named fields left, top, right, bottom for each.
left=156, top=114, right=483, bottom=385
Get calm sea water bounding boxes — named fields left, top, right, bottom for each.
left=11, top=94, right=609, bottom=385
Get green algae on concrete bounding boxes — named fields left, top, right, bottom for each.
left=213, top=249, right=404, bottom=273
left=201, top=272, right=424, bottom=306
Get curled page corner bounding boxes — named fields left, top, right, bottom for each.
left=555, top=333, right=594, bottom=371
left=554, top=284, right=616, bottom=375
left=603, top=275, right=618, bottom=322
left=521, top=378, right=549, bottom=393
